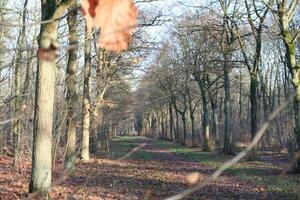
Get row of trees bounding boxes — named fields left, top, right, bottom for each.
left=133, top=0, right=300, bottom=172
left=0, top=0, right=161, bottom=194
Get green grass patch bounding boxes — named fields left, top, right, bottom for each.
left=130, top=150, right=153, bottom=160
left=109, top=137, right=300, bottom=198
left=109, top=137, right=139, bottom=159
left=155, top=139, right=300, bottom=198
left=109, top=136, right=151, bottom=159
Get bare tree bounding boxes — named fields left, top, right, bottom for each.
left=29, top=0, right=74, bottom=193
left=64, top=3, right=79, bottom=171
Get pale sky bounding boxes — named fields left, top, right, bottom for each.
left=3, top=0, right=207, bottom=89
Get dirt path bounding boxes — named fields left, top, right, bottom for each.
left=0, top=136, right=297, bottom=200
left=59, top=137, right=295, bottom=200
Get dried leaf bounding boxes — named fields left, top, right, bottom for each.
left=186, top=172, right=203, bottom=186
left=81, top=0, right=138, bottom=52
left=81, top=0, right=96, bottom=32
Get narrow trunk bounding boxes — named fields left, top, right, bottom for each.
left=95, top=49, right=109, bottom=154
left=161, top=110, right=165, bottom=139
left=81, top=26, right=92, bottom=161
left=64, top=6, right=78, bottom=171
left=260, top=77, right=271, bottom=147
left=174, top=103, right=180, bottom=143
left=202, top=96, right=209, bottom=151
left=187, top=89, right=196, bottom=147
left=208, top=80, right=219, bottom=148
left=96, top=107, right=105, bottom=153
left=211, top=100, right=219, bottom=146
left=181, top=114, right=187, bottom=146
left=90, top=108, right=98, bottom=154
left=190, top=115, right=196, bottom=147
left=249, top=72, right=258, bottom=160
left=13, top=0, right=28, bottom=168
left=169, top=103, right=174, bottom=140
left=239, top=70, right=243, bottom=136
left=148, top=117, right=151, bottom=137
left=223, top=68, right=232, bottom=154
left=195, top=75, right=209, bottom=151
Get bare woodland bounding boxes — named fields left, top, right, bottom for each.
left=0, top=0, right=300, bottom=199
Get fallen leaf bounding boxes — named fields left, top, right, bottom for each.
left=186, top=172, right=203, bottom=185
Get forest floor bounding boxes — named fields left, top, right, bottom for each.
left=1, top=136, right=300, bottom=200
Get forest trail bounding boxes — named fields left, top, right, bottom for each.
left=0, top=136, right=299, bottom=200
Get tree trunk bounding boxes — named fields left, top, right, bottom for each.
left=190, top=115, right=196, bottom=147
left=169, top=102, right=174, bottom=140
left=29, top=0, right=73, bottom=193
left=174, top=103, right=180, bottom=143
left=202, top=95, right=209, bottom=151
left=195, top=75, right=210, bottom=151
left=239, top=70, right=243, bottom=137
left=29, top=16, right=57, bottom=195
left=187, top=88, right=196, bottom=147
left=90, top=105, right=99, bottom=154
left=211, top=100, right=219, bottom=146
left=293, top=89, right=300, bottom=172
left=96, top=107, right=104, bottom=153
left=162, top=110, right=166, bottom=139
left=249, top=72, right=258, bottom=160
left=13, top=0, right=28, bottom=168
left=81, top=26, right=91, bottom=161
left=223, top=68, right=232, bottom=154
left=260, top=74, right=271, bottom=148
left=208, top=79, right=219, bottom=148
left=64, top=5, right=78, bottom=171
left=280, top=16, right=300, bottom=171
left=181, top=114, right=187, bottom=146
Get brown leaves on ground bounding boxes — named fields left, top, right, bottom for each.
left=81, top=0, right=138, bottom=52
left=0, top=138, right=298, bottom=200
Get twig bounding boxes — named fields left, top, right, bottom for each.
left=0, top=6, right=80, bottom=27
left=0, top=115, right=27, bottom=126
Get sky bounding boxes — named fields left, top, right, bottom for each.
left=132, top=0, right=206, bottom=79
left=2, top=0, right=206, bottom=90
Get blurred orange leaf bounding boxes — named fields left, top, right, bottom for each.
left=185, top=172, right=203, bottom=186
left=81, top=0, right=138, bottom=52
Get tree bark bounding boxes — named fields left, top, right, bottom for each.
left=29, top=0, right=73, bottom=193
left=81, top=26, right=92, bottom=161
left=169, top=102, right=174, bottom=140
left=223, top=67, right=232, bottom=154
left=187, top=88, right=196, bottom=147
left=13, top=0, right=28, bottom=168
left=249, top=72, right=258, bottom=159
left=64, top=5, right=78, bottom=171
left=211, top=99, right=219, bottom=146
left=173, top=101, right=179, bottom=143
left=199, top=79, right=210, bottom=151
left=278, top=4, right=300, bottom=171
left=181, top=114, right=187, bottom=146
